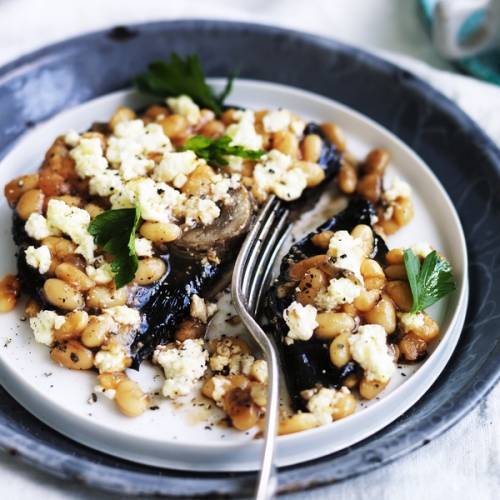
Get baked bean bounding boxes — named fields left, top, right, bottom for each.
left=39, top=171, right=72, bottom=197
left=288, top=255, right=329, bottom=281
left=4, top=174, right=40, bottom=207
left=43, top=278, right=83, bottom=310
left=139, top=221, right=181, bottom=243
left=329, top=331, right=352, bottom=367
left=221, top=108, right=238, bottom=125
left=343, top=372, right=362, bottom=389
left=353, top=289, right=381, bottom=312
left=296, top=268, right=329, bottom=306
left=332, top=391, right=356, bottom=420
left=360, top=259, right=386, bottom=290
left=350, top=224, right=374, bottom=256
left=320, top=123, right=346, bottom=152
left=174, top=318, right=206, bottom=342
left=63, top=254, right=86, bottom=271
left=133, top=258, right=167, bottom=285
left=201, top=375, right=233, bottom=402
left=384, top=264, right=408, bottom=281
left=50, top=340, right=94, bottom=370
left=386, top=248, right=405, bottom=265
left=300, top=134, right=322, bottom=163
left=393, top=198, right=414, bottom=226
left=159, top=114, right=188, bottom=140
left=293, top=161, right=325, bottom=187
left=315, top=313, right=355, bottom=340
left=343, top=302, right=358, bottom=316
left=363, top=148, right=390, bottom=175
left=48, top=195, right=82, bottom=208
left=0, top=274, right=22, bottom=312
left=144, top=105, right=169, bottom=121
left=55, top=263, right=95, bottom=291
left=223, top=387, right=261, bottom=431
left=199, top=119, right=225, bottom=139
left=114, top=379, right=150, bottom=417
left=181, top=164, right=216, bottom=197
left=84, top=203, right=105, bottom=219
left=377, top=217, right=400, bottom=235
left=86, top=285, right=127, bottom=309
left=278, top=413, right=319, bottom=435
left=16, top=189, right=44, bottom=221
left=411, top=313, right=440, bottom=343
left=97, top=372, right=128, bottom=391
left=359, top=376, right=388, bottom=400
left=365, top=293, right=396, bottom=333
left=385, top=280, right=413, bottom=312
left=254, top=110, right=268, bottom=123
left=254, top=122, right=272, bottom=150
left=42, top=237, right=77, bottom=261
left=108, top=106, right=136, bottom=132
left=80, top=315, right=114, bottom=348
left=398, top=333, right=427, bottom=361
left=311, top=230, right=334, bottom=250
left=337, top=163, right=357, bottom=194
left=54, top=310, right=89, bottom=342
left=273, top=130, right=299, bottom=158
left=356, top=173, right=382, bottom=203
left=24, top=297, right=41, bottom=318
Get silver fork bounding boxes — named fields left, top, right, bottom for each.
left=231, top=195, right=291, bottom=500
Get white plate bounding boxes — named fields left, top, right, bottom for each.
left=0, top=80, right=468, bottom=472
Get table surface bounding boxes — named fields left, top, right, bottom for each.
left=1, top=1, right=500, bottom=499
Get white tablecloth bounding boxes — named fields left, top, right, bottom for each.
left=1, top=1, right=500, bottom=499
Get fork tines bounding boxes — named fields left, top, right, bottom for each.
left=231, top=195, right=291, bottom=500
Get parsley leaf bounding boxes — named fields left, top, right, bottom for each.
left=183, top=135, right=265, bottom=167
left=404, top=249, right=457, bottom=314
left=88, top=204, right=141, bottom=289
left=133, top=53, right=238, bottom=116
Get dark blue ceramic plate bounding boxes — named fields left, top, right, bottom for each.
left=0, top=20, right=499, bottom=498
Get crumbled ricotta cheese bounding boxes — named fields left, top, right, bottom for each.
left=46, top=199, right=96, bottom=263
left=25, top=213, right=61, bottom=240
left=314, top=277, right=362, bottom=311
left=64, top=129, right=81, bottom=148
left=383, top=177, right=412, bottom=202
left=210, top=174, right=241, bottom=205
left=253, top=149, right=307, bottom=201
left=408, top=242, right=433, bottom=259
left=70, top=137, right=108, bottom=179
left=25, top=245, right=52, bottom=274
left=30, top=310, right=66, bottom=346
left=103, top=306, right=141, bottom=327
left=250, top=359, right=268, bottom=384
left=85, top=255, right=114, bottom=284
left=263, top=109, right=291, bottom=133
left=210, top=375, right=233, bottom=407
left=182, top=196, right=220, bottom=226
left=327, top=230, right=366, bottom=281
left=283, top=301, right=318, bottom=342
left=134, top=237, right=154, bottom=257
left=290, top=115, right=306, bottom=136
left=225, top=110, right=263, bottom=151
left=152, top=150, right=200, bottom=187
left=306, top=387, right=351, bottom=426
left=106, top=120, right=171, bottom=171
left=398, top=311, right=425, bottom=332
left=166, top=95, right=201, bottom=126
left=189, top=294, right=218, bottom=324
left=88, top=170, right=124, bottom=197
left=94, top=385, right=116, bottom=400
left=153, top=339, right=208, bottom=399
left=348, top=324, right=396, bottom=383
left=94, top=343, right=131, bottom=373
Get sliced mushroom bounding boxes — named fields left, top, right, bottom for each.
left=171, top=187, right=254, bottom=262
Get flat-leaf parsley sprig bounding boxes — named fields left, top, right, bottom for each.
left=133, top=53, right=238, bottom=116
left=403, top=249, right=457, bottom=314
left=183, top=135, right=265, bottom=167
left=88, top=204, right=141, bottom=289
